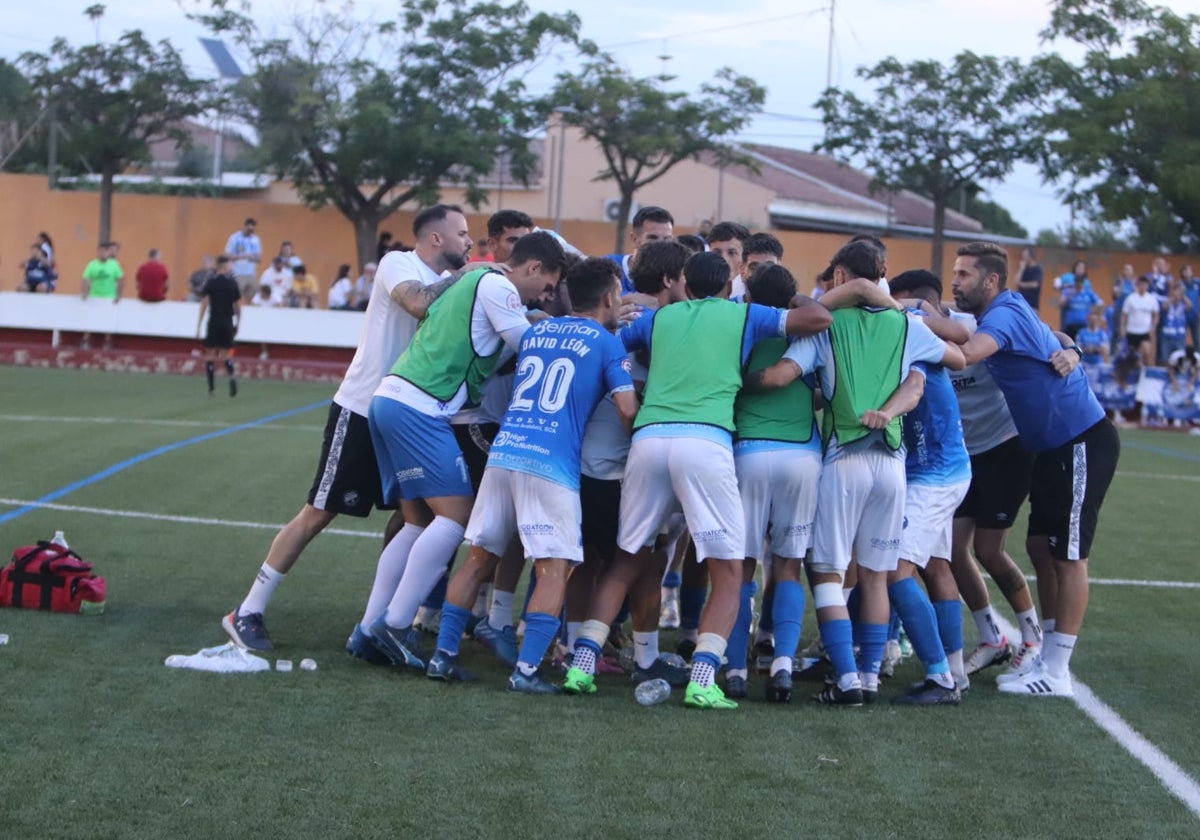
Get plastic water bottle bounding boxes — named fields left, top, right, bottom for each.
left=51, top=530, right=68, bottom=549
left=634, top=678, right=671, bottom=706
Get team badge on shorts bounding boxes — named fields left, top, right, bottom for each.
left=343, top=490, right=359, bottom=508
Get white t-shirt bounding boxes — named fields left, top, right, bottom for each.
left=260, top=266, right=291, bottom=304
left=328, top=277, right=354, bottom=309
left=333, top=250, right=444, bottom=416
left=946, top=311, right=1018, bottom=456
left=375, top=270, right=531, bottom=417
left=1123, top=291, right=1159, bottom=335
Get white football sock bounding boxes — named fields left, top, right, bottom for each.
left=1016, top=608, right=1043, bottom=645
left=1042, top=632, right=1076, bottom=678
left=632, top=631, right=659, bottom=669
left=239, top=563, right=284, bottom=617
left=488, top=589, right=515, bottom=630
left=360, top=524, right=424, bottom=628
left=971, top=607, right=1003, bottom=646
left=383, top=516, right=463, bottom=628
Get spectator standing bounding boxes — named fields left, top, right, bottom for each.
left=328, top=263, right=355, bottom=310
left=1161, top=284, right=1192, bottom=361
left=135, top=249, right=170, bottom=302
left=376, top=231, right=393, bottom=262
left=1076, top=310, right=1110, bottom=365
left=20, top=244, right=57, bottom=292
left=260, top=255, right=291, bottom=305
left=1059, top=271, right=1102, bottom=340
left=225, top=217, right=262, bottom=302
left=80, top=242, right=124, bottom=349
left=1015, top=247, right=1043, bottom=311
left=277, top=240, right=304, bottom=269
left=289, top=263, right=319, bottom=308
left=1121, top=275, right=1160, bottom=367
left=1145, top=257, right=1173, bottom=302
left=1179, top=264, right=1199, bottom=350
left=188, top=256, right=216, bottom=302
left=353, top=262, right=376, bottom=311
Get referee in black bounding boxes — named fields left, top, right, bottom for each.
left=197, top=254, right=243, bottom=396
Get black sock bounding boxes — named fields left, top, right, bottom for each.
left=205, top=361, right=215, bottom=391
left=224, top=359, right=235, bottom=377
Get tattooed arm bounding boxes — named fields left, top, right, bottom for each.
left=389, top=274, right=457, bottom=319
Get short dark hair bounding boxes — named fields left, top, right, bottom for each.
left=707, top=221, right=750, bottom=244
left=743, top=232, right=783, bottom=260
left=889, top=268, right=942, bottom=300
left=216, top=255, right=231, bottom=267
left=684, top=251, right=731, bottom=298
left=413, top=204, right=464, bottom=237
left=674, top=234, right=706, bottom=255
left=956, top=241, right=1009, bottom=287
left=487, top=209, right=535, bottom=238
left=830, top=240, right=884, bottom=281
left=630, top=240, right=689, bottom=295
left=817, top=264, right=835, bottom=285
left=632, top=206, right=674, bottom=230
left=337, top=263, right=352, bottom=280
left=566, top=257, right=620, bottom=311
left=244, top=217, right=256, bottom=226
left=849, top=232, right=886, bottom=254
left=746, top=264, right=796, bottom=308
left=509, top=231, right=567, bottom=275
left=292, top=263, right=307, bottom=275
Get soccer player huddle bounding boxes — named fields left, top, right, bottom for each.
left=221, top=204, right=1119, bottom=710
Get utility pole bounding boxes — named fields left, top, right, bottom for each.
left=826, top=0, right=836, bottom=91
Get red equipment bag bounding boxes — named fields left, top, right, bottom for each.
left=0, top=541, right=107, bottom=614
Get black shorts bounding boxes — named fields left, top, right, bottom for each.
left=452, top=422, right=500, bottom=494
left=955, top=436, right=1036, bottom=529
left=1027, top=419, right=1120, bottom=561
left=1126, top=333, right=1150, bottom=351
left=204, top=321, right=236, bottom=349
left=580, top=475, right=622, bottom=561
left=306, top=402, right=388, bottom=517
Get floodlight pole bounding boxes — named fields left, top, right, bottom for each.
left=554, top=107, right=576, bottom=233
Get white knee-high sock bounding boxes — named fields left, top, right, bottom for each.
left=360, top=524, right=424, bottom=628
left=384, top=516, right=465, bottom=628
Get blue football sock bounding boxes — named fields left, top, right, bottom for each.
left=887, top=607, right=902, bottom=642
left=725, top=582, right=757, bottom=671
left=521, top=566, right=536, bottom=624
left=759, top=581, right=775, bottom=634
left=517, top=611, right=559, bottom=671
left=818, top=618, right=857, bottom=678
left=854, top=622, right=888, bottom=676
left=662, top=570, right=682, bottom=589
left=888, top=577, right=949, bottom=674
left=421, top=569, right=449, bottom=611
left=679, top=586, right=707, bottom=631
left=435, top=603, right=473, bottom=656
left=771, top=580, right=805, bottom=659
left=933, top=600, right=965, bottom=655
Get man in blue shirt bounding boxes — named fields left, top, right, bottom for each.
left=605, top=206, right=675, bottom=294
left=1059, top=273, right=1103, bottom=340
left=425, top=257, right=638, bottom=693
left=952, top=241, right=1120, bottom=698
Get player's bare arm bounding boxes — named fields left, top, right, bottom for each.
left=861, top=368, right=925, bottom=429
left=959, top=331, right=1000, bottom=367
left=818, top=277, right=902, bottom=312
left=744, top=358, right=803, bottom=392
left=390, top=275, right=456, bottom=319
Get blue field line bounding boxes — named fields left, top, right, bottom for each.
left=0, top=401, right=327, bottom=527
left=1122, top=439, right=1200, bottom=464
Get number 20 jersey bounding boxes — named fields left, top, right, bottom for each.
left=487, top=316, right=634, bottom=491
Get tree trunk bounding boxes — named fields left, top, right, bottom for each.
left=99, top=169, right=114, bottom=245
left=613, top=188, right=635, bottom=254
left=930, top=194, right=946, bottom=279
left=353, top=213, right=380, bottom=273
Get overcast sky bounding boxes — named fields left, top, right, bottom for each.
left=5, top=0, right=1200, bottom=236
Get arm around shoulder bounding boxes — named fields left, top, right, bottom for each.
left=613, top=390, right=639, bottom=435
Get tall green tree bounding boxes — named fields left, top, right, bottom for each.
left=1033, top=0, right=1200, bottom=252
left=816, top=52, right=1038, bottom=276
left=193, top=0, right=584, bottom=269
left=20, top=7, right=210, bottom=243
left=547, top=59, right=765, bottom=252
left=0, top=59, right=45, bottom=173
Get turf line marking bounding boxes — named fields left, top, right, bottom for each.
left=0, top=414, right=323, bottom=432
left=0, top=401, right=328, bottom=527
left=1122, top=440, right=1200, bottom=464
left=0, top=498, right=381, bottom=539
left=993, top=615, right=1200, bottom=818
left=1020, top=575, right=1200, bottom=590
left=1116, top=471, right=1200, bottom=483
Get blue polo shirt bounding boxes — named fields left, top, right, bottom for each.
left=976, top=290, right=1105, bottom=452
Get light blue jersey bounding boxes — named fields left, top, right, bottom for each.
left=904, top=361, right=971, bottom=486
left=488, top=316, right=633, bottom=491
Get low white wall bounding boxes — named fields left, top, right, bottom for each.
left=0, top=292, right=364, bottom=349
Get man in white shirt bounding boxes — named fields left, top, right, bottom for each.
left=225, top=217, right=263, bottom=302
left=222, top=204, right=474, bottom=652
left=259, top=256, right=291, bottom=305
left=1122, top=275, right=1160, bottom=367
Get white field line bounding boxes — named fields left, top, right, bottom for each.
left=1116, top=471, right=1200, bottom=483
left=0, top=498, right=381, bottom=540
left=0, top=414, right=322, bottom=432
left=992, top=614, right=1200, bottom=819
left=1021, top=575, right=1200, bottom=590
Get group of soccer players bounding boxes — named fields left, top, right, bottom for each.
left=221, top=203, right=1119, bottom=710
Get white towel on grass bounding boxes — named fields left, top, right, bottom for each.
left=164, top=642, right=270, bottom=673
